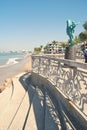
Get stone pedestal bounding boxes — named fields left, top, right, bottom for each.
left=65, top=45, right=77, bottom=60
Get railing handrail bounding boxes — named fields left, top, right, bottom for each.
left=32, top=55, right=87, bottom=70
left=32, top=54, right=87, bottom=116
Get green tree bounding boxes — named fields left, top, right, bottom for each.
left=79, top=32, right=87, bottom=42
left=79, top=21, right=87, bottom=42
left=60, top=42, right=67, bottom=48
left=44, top=45, right=50, bottom=53
left=34, top=47, right=41, bottom=54
left=52, top=40, right=58, bottom=48
left=83, top=21, right=87, bottom=30
left=40, top=45, right=43, bottom=49
left=52, top=40, right=58, bottom=44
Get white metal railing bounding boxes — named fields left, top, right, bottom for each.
left=32, top=55, right=87, bottom=116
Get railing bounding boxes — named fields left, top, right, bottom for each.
left=32, top=55, right=87, bottom=116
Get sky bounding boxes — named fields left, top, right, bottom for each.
left=0, top=0, right=87, bottom=51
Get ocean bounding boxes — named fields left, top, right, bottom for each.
left=0, top=52, right=29, bottom=84
left=0, top=52, right=25, bottom=66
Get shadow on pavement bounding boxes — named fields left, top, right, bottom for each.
left=19, top=72, right=61, bottom=130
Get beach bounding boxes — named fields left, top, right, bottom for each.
left=0, top=55, right=32, bottom=92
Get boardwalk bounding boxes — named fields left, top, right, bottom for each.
left=0, top=73, right=61, bottom=130
left=0, top=72, right=87, bottom=130
left=0, top=55, right=87, bottom=130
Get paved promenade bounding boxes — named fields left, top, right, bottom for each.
left=0, top=55, right=87, bottom=130
left=0, top=73, right=61, bottom=130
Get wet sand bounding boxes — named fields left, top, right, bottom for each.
left=0, top=55, right=32, bottom=92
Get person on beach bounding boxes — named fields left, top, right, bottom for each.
left=84, top=49, right=87, bottom=63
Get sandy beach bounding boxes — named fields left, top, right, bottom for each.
left=0, top=55, right=32, bottom=92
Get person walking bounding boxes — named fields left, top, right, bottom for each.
left=84, top=49, right=87, bottom=63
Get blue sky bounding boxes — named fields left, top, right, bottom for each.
left=0, top=0, right=87, bottom=51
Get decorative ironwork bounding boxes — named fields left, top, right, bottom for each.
left=32, top=55, right=87, bottom=115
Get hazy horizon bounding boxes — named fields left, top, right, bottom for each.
left=0, top=0, right=87, bottom=51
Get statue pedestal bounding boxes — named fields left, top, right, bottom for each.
left=64, top=45, right=77, bottom=80
left=65, top=45, right=77, bottom=60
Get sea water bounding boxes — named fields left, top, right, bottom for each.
left=0, top=52, right=24, bottom=66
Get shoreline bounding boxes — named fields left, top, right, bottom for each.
left=0, top=55, right=32, bottom=93
left=0, top=57, right=24, bottom=69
